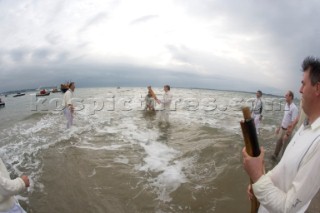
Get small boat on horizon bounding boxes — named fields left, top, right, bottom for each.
left=13, top=93, right=25, bottom=97
left=51, top=88, right=61, bottom=93
left=36, top=92, right=50, bottom=97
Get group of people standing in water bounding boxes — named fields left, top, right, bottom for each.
left=144, top=85, right=173, bottom=125
left=251, top=89, right=301, bottom=161
left=243, top=56, right=320, bottom=212
left=60, top=83, right=173, bottom=129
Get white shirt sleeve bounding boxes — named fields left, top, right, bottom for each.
left=291, top=106, right=299, bottom=123
left=163, top=93, right=173, bottom=104
left=0, top=159, right=26, bottom=197
left=0, top=176, right=26, bottom=197
left=62, top=90, right=73, bottom=107
left=253, top=140, right=320, bottom=213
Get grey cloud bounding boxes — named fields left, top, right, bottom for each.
left=79, top=12, right=108, bottom=32
left=176, top=2, right=318, bottom=39
left=0, top=48, right=30, bottom=64
left=45, top=1, right=67, bottom=24
left=30, top=48, right=70, bottom=64
left=52, top=1, right=66, bottom=15
left=166, top=45, right=192, bottom=64
left=130, top=15, right=159, bottom=25
left=45, top=33, right=62, bottom=45
left=1, top=47, right=71, bottom=64
left=0, top=60, right=281, bottom=94
left=177, top=0, right=320, bottom=57
left=10, top=49, right=29, bottom=62
left=173, top=0, right=319, bottom=90
left=165, top=44, right=250, bottom=77
left=32, top=49, right=51, bottom=60
left=1, top=0, right=317, bottom=97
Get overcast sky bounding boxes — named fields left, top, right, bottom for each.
left=1, top=0, right=319, bottom=95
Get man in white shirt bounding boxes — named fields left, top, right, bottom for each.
left=242, top=56, right=320, bottom=212
left=158, top=85, right=173, bottom=124
left=0, top=158, right=30, bottom=213
left=272, top=90, right=299, bottom=160
left=62, top=82, right=75, bottom=129
left=251, top=90, right=263, bottom=135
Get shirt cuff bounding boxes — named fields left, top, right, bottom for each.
left=252, top=174, right=271, bottom=194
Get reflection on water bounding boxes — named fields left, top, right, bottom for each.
left=143, top=110, right=157, bottom=129
left=158, top=123, right=171, bottom=143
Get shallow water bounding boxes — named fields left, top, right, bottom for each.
left=0, top=87, right=290, bottom=212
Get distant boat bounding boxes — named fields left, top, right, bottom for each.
left=51, top=88, right=61, bottom=93
left=0, top=102, right=5, bottom=107
left=36, top=92, right=50, bottom=97
left=13, top=93, right=25, bottom=97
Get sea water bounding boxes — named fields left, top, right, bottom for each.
left=0, top=87, right=297, bottom=212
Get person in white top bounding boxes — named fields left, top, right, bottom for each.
left=242, top=56, right=320, bottom=212
left=157, top=85, right=173, bottom=124
left=0, top=158, right=30, bottom=213
left=62, top=82, right=75, bottom=129
left=272, top=90, right=299, bottom=160
left=251, top=90, right=263, bottom=135
left=283, top=99, right=307, bottom=143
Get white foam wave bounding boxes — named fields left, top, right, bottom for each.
left=137, top=141, right=187, bottom=202
left=139, top=142, right=179, bottom=172
left=151, top=162, right=187, bottom=202
left=106, top=113, right=190, bottom=202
